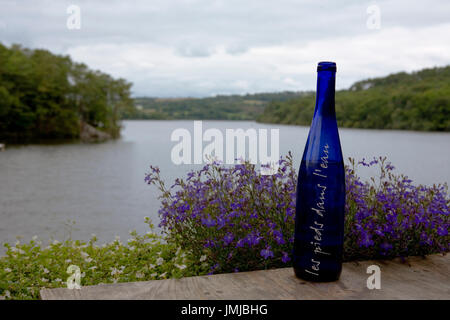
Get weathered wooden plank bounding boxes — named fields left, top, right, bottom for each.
left=40, top=254, right=450, bottom=300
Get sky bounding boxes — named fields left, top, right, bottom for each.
left=1, top=0, right=449, bottom=97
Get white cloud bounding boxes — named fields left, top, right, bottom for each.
left=1, top=0, right=449, bottom=96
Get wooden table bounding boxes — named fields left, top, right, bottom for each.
left=40, top=254, right=450, bottom=300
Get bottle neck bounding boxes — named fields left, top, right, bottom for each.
left=314, top=70, right=336, bottom=118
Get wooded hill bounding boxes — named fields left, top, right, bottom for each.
left=257, top=66, right=450, bottom=131
left=0, top=43, right=134, bottom=143
left=127, top=92, right=305, bottom=120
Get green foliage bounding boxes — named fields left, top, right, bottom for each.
left=0, top=218, right=209, bottom=300
left=127, top=92, right=303, bottom=120
left=0, top=43, right=134, bottom=142
left=257, top=66, right=450, bottom=131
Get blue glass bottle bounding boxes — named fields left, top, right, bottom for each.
left=293, top=62, right=345, bottom=282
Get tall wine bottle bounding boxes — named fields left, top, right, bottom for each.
left=293, top=61, right=345, bottom=282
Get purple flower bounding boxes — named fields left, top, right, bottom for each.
left=216, top=217, right=226, bottom=230
left=272, top=229, right=286, bottom=245
left=236, top=238, right=245, bottom=248
left=204, top=240, right=215, bottom=248
left=437, top=226, right=448, bottom=237
left=207, top=263, right=220, bottom=275
left=359, top=230, right=374, bottom=247
left=201, top=216, right=216, bottom=228
left=281, top=251, right=291, bottom=263
left=260, top=247, right=274, bottom=259
left=223, top=233, right=234, bottom=246
left=380, top=242, right=393, bottom=252
left=244, top=232, right=262, bottom=247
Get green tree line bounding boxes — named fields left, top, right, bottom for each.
left=0, top=43, right=134, bottom=142
left=127, top=92, right=304, bottom=120
left=257, top=66, right=450, bottom=131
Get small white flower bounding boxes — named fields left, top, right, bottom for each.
left=4, top=290, right=11, bottom=298
left=176, top=264, right=187, bottom=270
left=135, top=272, right=144, bottom=279
left=43, top=268, right=50, bottom=274
left=129, top=246, right=135, bottom=251
left=89, top=266, right=97, bottom=271
left=149, top=264, right=155, bottom=269
left=180, top=252, right=186, bottom=258
left=41, top=278, right=48, bottom=282
left=156, top=257, right=164, bottom=266
left=199, top=255, right=207, bottom=262
left=65, top=259, right=72, bottom=263
left=110, top=267, right=124, bottom=276
left=54, top=278, right=62, bottom=282
left=159, top=272, right=167, bottom=278
left=150, top=272, right=157, bottom=277
left=110, top=268, right=119, bottom=276
left=80, top=251, right=89, bottom=258
left=4, top=267, right=12, bottom=273
left=85, top=257, right=93, bottom=263
left=52, top=240, right=60, bottom=245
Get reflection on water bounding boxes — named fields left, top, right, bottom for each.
left=0, top=120, right=449, bottom=253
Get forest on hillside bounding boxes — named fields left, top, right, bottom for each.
left=257, top=66, right=450, bottom=131
left=126, top=92, right=306, bottom=120
left=0, top=43, right=134, bottom=143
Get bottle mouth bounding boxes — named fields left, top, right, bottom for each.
left=317, top=61, right=337, bottom=72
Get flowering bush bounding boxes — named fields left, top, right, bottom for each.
left=0, top=218, right=209, bottom=300
left=146, top=155, right=297, bottom=274
left=145, top=153, right=449, bottom=274
left=344, top=157, right=449, bottom=260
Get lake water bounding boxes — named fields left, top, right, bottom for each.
left=1, top=120, right=449, bottom=253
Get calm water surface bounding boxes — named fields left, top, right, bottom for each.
left=1, top=120, right=449, bottom=253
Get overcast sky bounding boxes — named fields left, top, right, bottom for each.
left=1, top=0, right=449, bottom=97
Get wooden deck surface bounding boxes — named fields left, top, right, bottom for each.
left=40, top=254, right=450, bottom=300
